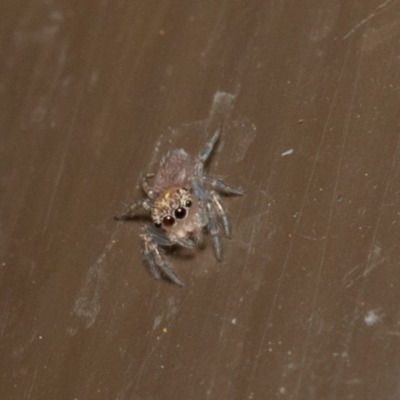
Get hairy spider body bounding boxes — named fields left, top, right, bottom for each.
left=116, top=128, right=244, bottom=286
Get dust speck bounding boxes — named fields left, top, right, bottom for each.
left=364, top=309, right=383, bottom=327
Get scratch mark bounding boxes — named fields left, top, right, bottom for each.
left=386, top=331, right=400, bottom=337
left=362, top=19, right=400, bottom=51
left=300, top=235, right=326, bottom=241
left=73, top=238, right=116, bottom=328
left=281, top=148, right=294, bottom=157
left=330, top=57, right=400, bottom=400
left=73, top=257, right=104, bottom=328
left=148, top=134, right=165, bottom=168
left=364, top=243, right=384, bottom=277
left=230, top=118, right=257, bottom=162
left=342, top=244, right=384, bottom=286
left=343, top=0, right=394, bottom=39
left=201, top=6, right=227, bottom=66
left=166, top=296, right=178, bottom=320
left=42, top=4, right=108, bottom=232
left=342, top=262, right=364, bottom=287
left=293, top=44, right=360, bottom=398
left=153, top=315, right=162, bottom=330
left=13, top=329, right=39, bottom=359
left=121, top=294, right=190, bottom=396
left=26, top=368, right=38, bottom=400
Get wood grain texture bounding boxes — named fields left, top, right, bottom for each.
left=1, top=1, right=400, bottom=399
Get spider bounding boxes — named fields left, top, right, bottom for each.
left=115, top=127, right=244, bottom=286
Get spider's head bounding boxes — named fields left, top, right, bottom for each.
left=151, top=188, right=198, bottom=237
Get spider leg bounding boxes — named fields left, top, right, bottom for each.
left=210, top=191, right=231, bottom=238
left=141, top=223, right=195, bottom=250
left=190, top=179, right=207, bottom=202
left=206, top=177, right=245, bottom=196
left=198, top=127, right=221, bottom=163
left=140, top=224, right=191, bottom=286
left=205, top=200, right=222, bottom=261
left=191, top=178, right=223, bottom=260
left=195, top=127, right=222, bottom=176
left=141, top=173, right=155, bottom=198
left=114, top=198, right=151, bottom=220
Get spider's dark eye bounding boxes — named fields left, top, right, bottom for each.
left=185, top=200, right=192, bottom=208
left=174, top=207, right=187, bottom=219
left=163, top=215, right=175, bottom=227
left=154, top=221, right=162, bottom=228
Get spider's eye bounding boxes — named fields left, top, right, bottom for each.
left=185, top=200, right=192, bottom=208
left=174, top=207, right=187, bottom=219
left=163, top=215, right=175, bottom=227
left=154, top=221, right=162, bottom=228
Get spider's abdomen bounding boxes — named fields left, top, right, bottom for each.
left=152, top=149, right=194, bottom=194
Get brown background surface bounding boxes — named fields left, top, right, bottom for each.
left=1, top=1, right=400, bottom=399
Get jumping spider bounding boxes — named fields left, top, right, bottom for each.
left=115, top=127, right=244, bottom=286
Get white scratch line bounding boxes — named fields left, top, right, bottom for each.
left=281, top=148, right=294, bottom=157
left=343, top=0, right=394, bottom=39
left=148, top=134, right=165, bottom=167
left=73, top=239, right=116, bottom=328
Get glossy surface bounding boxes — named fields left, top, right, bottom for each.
left=1, top=1, right=400, bottom=399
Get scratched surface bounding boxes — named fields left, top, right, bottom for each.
left=1, top=0, right=400, bottom=399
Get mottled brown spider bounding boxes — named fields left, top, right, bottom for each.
left=115, top=127, right=244, bottom=286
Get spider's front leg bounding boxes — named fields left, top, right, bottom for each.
left=140, top=224, right=192, bottom=286
left=195, top=127, right=221, bottom=177
left=114, top=173, right=156, bottom=220
left=114, top=198, right=151, bottom=220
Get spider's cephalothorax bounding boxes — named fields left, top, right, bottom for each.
left=116, top=127, right=244, bottom=286
left=152, top=188, right=193, bottom=229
